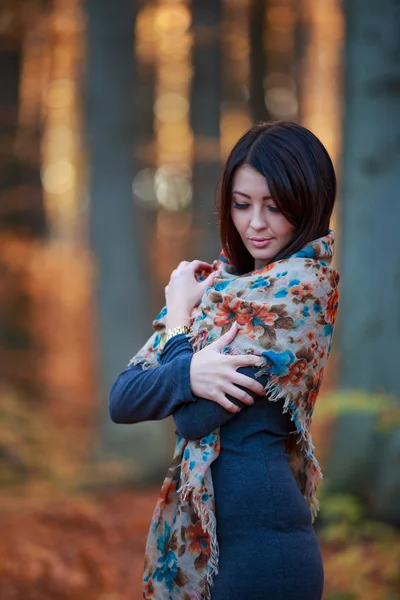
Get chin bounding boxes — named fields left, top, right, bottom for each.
left=247, top=247, right=274, bottom=258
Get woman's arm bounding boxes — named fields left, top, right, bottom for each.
left=109, top=354, right=196, bottom=424
left=160, top=334, right=269, bottom=440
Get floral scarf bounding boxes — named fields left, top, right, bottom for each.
left=129, top=231, right=339, bottom=600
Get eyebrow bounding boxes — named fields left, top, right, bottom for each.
left=232, top=190, right=273, bottom=200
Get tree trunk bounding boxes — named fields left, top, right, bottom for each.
left=0, top=15, right=47, bottom=400
left=190, top=0, right=222, bottom=263
left=338, top=0, right=400, bottom=398
left=249, top=0, right=271, bottom=123
left=84, top=0, right=170, bottom=479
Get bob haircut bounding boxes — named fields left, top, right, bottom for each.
left=218, top=121, right=336, bottom=275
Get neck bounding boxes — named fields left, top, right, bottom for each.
left=254, top=258, right=269, bottom=270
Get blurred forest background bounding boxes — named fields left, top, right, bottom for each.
left=0, top=0, right=399, bottom=598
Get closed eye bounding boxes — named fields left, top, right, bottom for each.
left=233, top=202, right=280, bottom=213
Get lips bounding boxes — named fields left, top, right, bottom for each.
left=249, top=238, right=273, bottom=248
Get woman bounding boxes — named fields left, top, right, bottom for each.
left=110, top=121, right=339, bottom=600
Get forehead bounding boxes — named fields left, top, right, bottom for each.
left=232, top=165, right=271, bottom=196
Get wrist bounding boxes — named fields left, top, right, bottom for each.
left=160, top=323, right=190, bottom=352
left=166, top=312, right=191, bottom=331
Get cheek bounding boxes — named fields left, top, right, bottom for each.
left=231, top=211, right=245, bottom=235
left=275, top=215, right=296, bottom=239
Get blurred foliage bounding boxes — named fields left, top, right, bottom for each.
left=0, top=390, right=83, bottom=489
left=317, top=491, right=400, bottom=598
left=313, top=390, right=400, bottom=525
left=0, top=391, right=134, bottom=493
left=318, top=492, right=397, bottom=544
left=313, top=391, right=400, bottom=599
left=316, top=390, right=400, bottom=422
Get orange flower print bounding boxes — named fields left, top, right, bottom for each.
left=307, top=369, right=324, bottom=407
left=255, top=262, right=276, bottom=275
left=159, top=479, right=177, bottom=506
left=213, top=295, right=235, bottom=328
left=186, top=521, right=210, bottom=556
left=281, top=358, right=308, bottom=385
left=326, top=288, right=339, bottom=325
left=143, top=578, right=156, bottom=597
left=313, top=368, right=324, bottom=390
left=308, top=389, right=318, bottom=408
left=290, top=282, right=314, bottom=301
left=234, top=300, right=278, bottom=335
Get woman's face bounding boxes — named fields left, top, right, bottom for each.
left=230, top=165, right=297, bottom=269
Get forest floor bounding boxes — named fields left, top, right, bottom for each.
left=0, top=486, right=399, bottom=600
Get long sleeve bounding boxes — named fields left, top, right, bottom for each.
left=159, top=334, right=269, bottom=440
left=109, top=352, right=196, bottom=424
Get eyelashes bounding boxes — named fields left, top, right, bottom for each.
left=232, top=202, right=279, bottom=213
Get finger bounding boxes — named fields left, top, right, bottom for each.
left=177, top=261, right=190, bottom=271
left=189, top=260, right=213, bottom=273
left=230, top=354, right=265, bottom=368
left=212, top=393, right=241, bottom=413
left=210, top=321, right=238, bottom=350
left=223, top=383, right=254, bottom=406
left=229, top=372, right=266, bottom=397
left=203, top=271, right=218, bottom=288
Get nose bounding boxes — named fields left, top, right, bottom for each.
left=249, top=206, right=267, bottom=231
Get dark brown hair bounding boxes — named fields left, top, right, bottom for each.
left=218, top=121, right=336, bottom=274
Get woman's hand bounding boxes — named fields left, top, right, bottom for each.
left=189, top=322, right=267, bottom=412
left=165, top=260, right=218, bottom=329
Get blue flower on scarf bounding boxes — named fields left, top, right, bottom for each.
left=199, top=433, right=218, bottom=446
left=153, top=523, right=179, bottom=591
left=294, top=245, right=315, bottom=258
left=289, top=279, right=301, bottom=287
left=214, top=279, right=231, bottom=291
left=195, top=307, right=208, bottom=323
left=313, top=302, right=322, bottom=313
left=274, top=289, right=288, bottom=298
left=155, top=306, right=167, bottom=321
left=250, top=277, right=271, bottom=290
left=153, top=550, right=178, bottom=591
left=261, top=349, right=295, bottom=377
left=155, top=523, right=172, bottom=555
